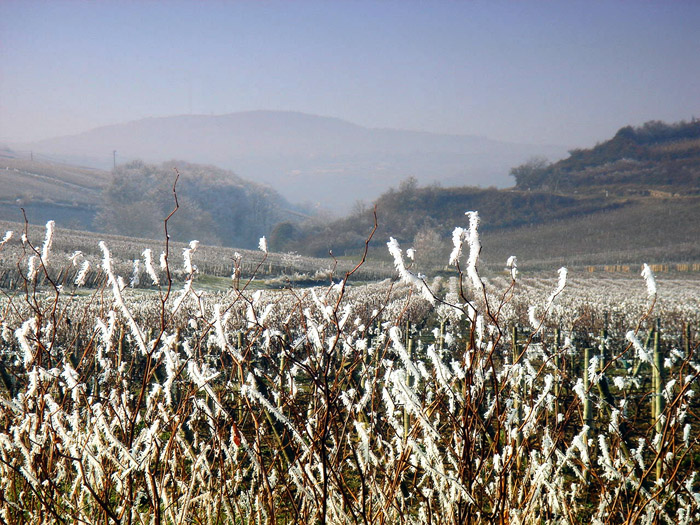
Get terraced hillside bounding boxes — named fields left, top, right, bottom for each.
left=0, top=149, right=109, bottom=228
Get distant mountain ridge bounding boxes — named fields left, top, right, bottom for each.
left=22, top=111, right=568, bottom=210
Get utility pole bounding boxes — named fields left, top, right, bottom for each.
left=113, top=150, right=117, bottom=170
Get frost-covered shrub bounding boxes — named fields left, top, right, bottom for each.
left=0, top=215, right=698, bottom=524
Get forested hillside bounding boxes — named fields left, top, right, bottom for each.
left=275, top=179, right=624, bottom=258
left=510, top=119, right=700, bottom=192
left=283, top=187, right=700, bottom=269
left=4, top=119, right=698, bottom=267
left=281, top=120, right=700, bottom=268
left=96, top=160, right=302, bottom=247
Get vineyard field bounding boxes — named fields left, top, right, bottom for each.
left=0, top=217, right=698, bottom=524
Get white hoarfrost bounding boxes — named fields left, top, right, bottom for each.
left=387, top=237, right=435, bottom=304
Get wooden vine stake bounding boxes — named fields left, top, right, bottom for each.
left=583, top=346, right=593, bottom=482
left=652, top=319, right=665, bottom=482
left=512, top=325, right=523, bottom=469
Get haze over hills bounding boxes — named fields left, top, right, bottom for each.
left=275, top=120, right=700, bottom=266
left=4, top=118, right=698, bottom=269
left=0, top=150, right=299, bottom=247
left=0, top=146, right=110, bottom=229
left=19, top=111, right=568, bottom=210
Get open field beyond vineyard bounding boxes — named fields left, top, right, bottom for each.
left=0, top=216, right=699, bottom=524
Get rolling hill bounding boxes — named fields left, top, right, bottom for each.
left=277, top=183, right=700, bottom=268
left=279, top=120, right=700, bottom=269
left=0, top=147, right=109, bottom=229
left=511, top=119, right=700, bottom=193
left=19, top=111, right=567, bottom=210
left=3, top=119, right=698, bottom=272
left=0, top=150, right=300, bottom=247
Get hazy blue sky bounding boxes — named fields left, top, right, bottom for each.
left=1, top=0, right=698, bottom=147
